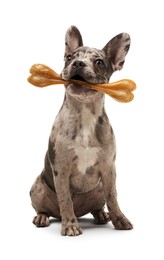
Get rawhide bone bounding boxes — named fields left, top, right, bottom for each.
left=28, top=64, right=136, bottom=103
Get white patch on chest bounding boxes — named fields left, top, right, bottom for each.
left=80, top=106, right=96, bottom=145
left=75, top=106, right=100, bottom=174
left=75, top=146, right=100, bottom=174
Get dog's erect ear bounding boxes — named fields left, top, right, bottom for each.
left=102, top=33, right=131, bottom=71
left=64, top=26, right=83, bottom=57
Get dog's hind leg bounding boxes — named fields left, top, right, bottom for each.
left=32, top=213, right=50, bottom=227
left=91, top=208, right=110, bottom=224
left=30, top=175, right=60, bottom=227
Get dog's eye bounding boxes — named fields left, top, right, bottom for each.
left=95, top=59, right=104, bottom=66
left=66, top=54, right=72, bottom=61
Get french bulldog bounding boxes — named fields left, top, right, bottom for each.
left=30, top=25, right=133, bottom=236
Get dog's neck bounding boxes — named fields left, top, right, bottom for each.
left=64, top=92, right=105, bottom=117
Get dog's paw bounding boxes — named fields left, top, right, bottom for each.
left=33, top=214, right=50, bottom=227
left=61, top=218, right=82, bottom=236
left=92, top=209, right=110, bottom=224
left=112, top=215, right=133, bottom=230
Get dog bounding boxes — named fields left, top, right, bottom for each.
left=30, top=25, right=133, bottom=236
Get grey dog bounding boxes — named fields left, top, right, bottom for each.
left=30, top=25, right=133, bottom=236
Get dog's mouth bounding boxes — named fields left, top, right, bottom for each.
left=70, top=74, right=86, bottom=82
left=69, top=74, right=95, bottom=92
left=66, top=73, right=98, bottom=99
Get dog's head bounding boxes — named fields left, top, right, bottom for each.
left=61, top=26, right=131, bottom=102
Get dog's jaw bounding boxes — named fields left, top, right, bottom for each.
left=62, top=68, right=104, bottom=101
left=65, top=82, right=102, bottom=102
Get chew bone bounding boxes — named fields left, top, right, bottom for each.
left=27, top=64, right=136, bottom=103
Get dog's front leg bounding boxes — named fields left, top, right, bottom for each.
left=54, top=171, right=82, bottom=236
left=102, top=164, right=133, bottom=230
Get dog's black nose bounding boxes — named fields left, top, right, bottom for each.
left=72, top=60, right=86, bottom=69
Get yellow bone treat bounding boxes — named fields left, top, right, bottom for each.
left=27, top=64, right=136, bottom=103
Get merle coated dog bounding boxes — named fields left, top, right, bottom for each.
left=30, top=25, right=133, bottom=236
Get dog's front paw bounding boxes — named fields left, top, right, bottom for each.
left=112, top=215, right=133, bottom=230
left=61, top=218, right=82, bottom=236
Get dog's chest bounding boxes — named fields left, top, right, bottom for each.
left=74, top=107, right=100, bottom=175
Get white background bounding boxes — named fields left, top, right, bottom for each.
left=0, top=0, right=164, bottom=259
